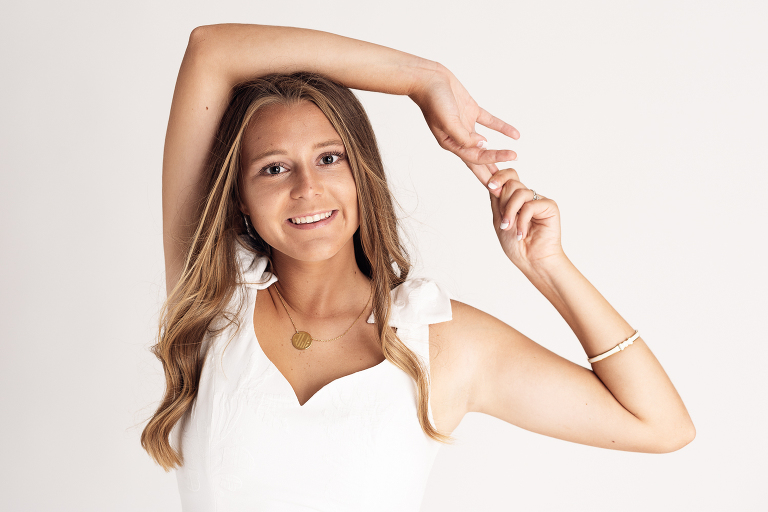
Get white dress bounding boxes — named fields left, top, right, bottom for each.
left=173, top=245, right=454, bottom=511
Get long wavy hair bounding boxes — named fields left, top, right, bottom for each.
left=141, top=72, right=453, bottom=471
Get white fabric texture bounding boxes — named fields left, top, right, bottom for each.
left=173, top=245, right=453, bottom=511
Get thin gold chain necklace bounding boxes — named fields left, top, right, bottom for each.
left=272, top=284, right=373, bottom=350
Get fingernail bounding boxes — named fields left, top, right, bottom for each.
left=517, top=232, right=523, bottom=241
left=488, top=181, right=499, bottom=190
left=500, top=220, right=509, bottom=230
left=477, top=140, right=488, bottom=149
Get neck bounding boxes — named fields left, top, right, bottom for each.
left=269, top=238, right=371, bottom=319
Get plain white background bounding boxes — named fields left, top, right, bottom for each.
left=1, top=0, right=766, bottom=510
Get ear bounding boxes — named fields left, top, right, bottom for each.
left=235, top=171, right=250, bottom=216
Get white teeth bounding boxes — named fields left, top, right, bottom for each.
left=291, top=211, right=332, bottom=224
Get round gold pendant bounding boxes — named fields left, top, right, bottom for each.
left=291, top=331, right=312, bottom=350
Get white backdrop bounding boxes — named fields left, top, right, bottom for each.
left=1, top=0, right=766, bottom=510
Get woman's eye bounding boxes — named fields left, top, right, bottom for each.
left=263, top=164, right=287, bottom=175
left=320, top=153, right=342, bottom=165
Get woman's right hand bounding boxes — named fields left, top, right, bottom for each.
left=408, top=64, right=520, bottom=185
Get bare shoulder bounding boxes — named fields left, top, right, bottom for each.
left=429, top=299, right=498, bottom=370
left=429, top=299, right=528, bottom=382
left=427, top=298, right=570, bottom=435
left=427, top=299, right=514, bottom=433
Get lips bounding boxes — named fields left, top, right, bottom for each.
left=288, top=210, right=335, bottom=225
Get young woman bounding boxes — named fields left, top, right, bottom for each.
left=142, top=24, right=694, bottom=511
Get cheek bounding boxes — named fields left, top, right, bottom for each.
left=338, top=172, right=360, bottom=215
left=341, top=186, right=360, bottom=224
left=241, top=187, right=276, bottom=231
left=251, top=199, right=278, bottom=230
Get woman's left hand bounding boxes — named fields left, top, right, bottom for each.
left=470, top=163, right=564, bottom=270
left=408, top=64, right=519, bottom=184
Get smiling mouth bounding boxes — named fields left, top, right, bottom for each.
left=288, top=210, right=334, bottom=225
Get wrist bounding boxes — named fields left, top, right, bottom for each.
left=407, top=60, right=448, bottom=102
left=519, top=252, right=574, bottom=291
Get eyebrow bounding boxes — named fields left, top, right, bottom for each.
left=248, top=139, right=345, bottom=166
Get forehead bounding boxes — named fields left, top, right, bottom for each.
left=241, top=101, right=340, bottom=158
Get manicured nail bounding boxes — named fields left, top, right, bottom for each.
left=517, top=232, right=523, bottom=241
left=488, top=181, right=499, bottom=190
left=500, top=220, right=509, bottom=230
left=477, top=140, right=488, bottom=149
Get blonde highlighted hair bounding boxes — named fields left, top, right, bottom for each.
left=141, top=72, right=452, bottom=471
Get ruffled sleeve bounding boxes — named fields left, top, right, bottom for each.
left=234, top=241, right=451, bottom=327
left=235, top=242, right=277, bottom=290
left=367, top=278, right=453, bottom=328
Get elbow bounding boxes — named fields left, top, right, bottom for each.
left=651, top=419, right=696, bottom=454
left=186, top=25, right=229, bottom=70
left=187, top=24, right=255, bottom=68
left=188, top=24, right=217, bottom=49
left=186, top=26, right=212, bottom=64
left=189, top=23, right=251, bottom=46
left=678, top=420, right=697, bottom=449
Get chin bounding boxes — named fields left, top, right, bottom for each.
left=274, top=239, right=353, bottom=264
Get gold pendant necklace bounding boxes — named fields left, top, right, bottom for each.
left=273, top=284, right=373, bottom=350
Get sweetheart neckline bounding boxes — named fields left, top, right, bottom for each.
left=247, top=286, right=389, bottom=408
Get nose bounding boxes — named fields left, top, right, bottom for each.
left=290, top=163, right=324, bottom=199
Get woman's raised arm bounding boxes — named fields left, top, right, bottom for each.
left=429, top=166, right=695, bottom=452
left=162, top=24, right=518, bottom=292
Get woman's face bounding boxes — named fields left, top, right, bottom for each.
left=239, top=101, right=359, bottom=263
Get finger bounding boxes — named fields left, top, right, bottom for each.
left=487, top=172, right=517, bottom=223
left=470, top=132, right=489, bottom=148
left=486, top=167, right=521, bottom=198
left=435, top=124, right=516, bottom=164
left=489, top=189, right=501, bottom=227
left=487, top=168, right=520, bottom=189
left=517, top=197, right=554, bottom=240
left=493, top=176, right=528, bottom=229
left=500, top=187, right=534, bottom=231
left=477, top=108, right=520, bottom=140
left=464, top=161, right=494, bottom=185
left=438, top=120, right=487, bottom=151
left=434, top=128, right=486, bottom=154
left=457, top=147, right=517, bottom=165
